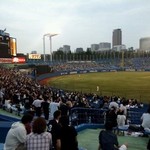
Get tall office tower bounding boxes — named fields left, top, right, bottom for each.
left=112, top=29, right=122, bottom=47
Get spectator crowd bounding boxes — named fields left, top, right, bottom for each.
left=0, top=66, right=150, bottom=150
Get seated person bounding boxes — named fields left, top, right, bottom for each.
left=141, top=107, right=150, bottom=132
left=98, top=121, right=128, bottom=150
left=117, top=109, right=126, bottom=127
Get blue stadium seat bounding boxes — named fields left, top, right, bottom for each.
left=127, top=111, right=143, bottom=125
left=0, top=143, right=4, bottom=150
left=0, top=121, right=13, bottom=143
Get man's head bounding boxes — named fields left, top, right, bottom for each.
left=60, top=115, right=69, bottom=127
left=54, top=110, right=61, bottom=120
left=21, top=114, right=33, bottom=124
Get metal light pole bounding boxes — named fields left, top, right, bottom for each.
left=43, top=35, right=46, bottom=62
left=43, top=33, right=58, bottom=62
left=49, top=36, right=52, bottom=62
left=48, top=34, right=58, bottom=62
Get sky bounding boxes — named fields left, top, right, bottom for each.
left=0, top=0, right=150, bottom=54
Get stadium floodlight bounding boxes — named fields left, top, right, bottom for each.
left=3, top=28, right=6, bottom=32
left=43, top=33, right=58, bottom=62
left=43, top=35, right=46, bottom=62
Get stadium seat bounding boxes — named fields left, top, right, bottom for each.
left=127, top=111, right=143, bottom=125
left=117, top=125, right=129, bottom=135
left=0, top=121, right=13, bottom=143
left=0, top=143, right=4, bottom=150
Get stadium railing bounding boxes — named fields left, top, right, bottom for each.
left=127, top=111, right=143, bottom=125
left=70, top=107, right=107, bottom=126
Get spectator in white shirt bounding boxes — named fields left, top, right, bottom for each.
left=141, top=107, right=150, bottom=131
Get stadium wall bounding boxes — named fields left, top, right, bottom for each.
left=36, top=68, right=149, bottom=81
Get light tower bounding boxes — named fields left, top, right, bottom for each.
left=43, top=33, right=58, bottom=62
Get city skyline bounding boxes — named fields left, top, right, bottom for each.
left=0, top=0, right=150, bottom=54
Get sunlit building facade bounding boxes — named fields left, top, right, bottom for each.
left=140, top=37, right=150, bottom=51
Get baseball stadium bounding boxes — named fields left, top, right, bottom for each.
left=0, top=27, right=150, bottom=150
left=0, top=56, right=150, bottom=150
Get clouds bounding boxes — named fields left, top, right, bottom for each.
left=0, top=0, right=150, bottom=53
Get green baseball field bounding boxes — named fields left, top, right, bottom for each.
left=43, top=71, right=150, bottom=103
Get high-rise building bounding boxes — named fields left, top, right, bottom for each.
left=139, top=37, right=150, bottom=51
left=112, top=29, right=122, bottom=47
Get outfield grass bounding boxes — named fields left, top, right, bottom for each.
left=44, top=72, right=150, bottom=103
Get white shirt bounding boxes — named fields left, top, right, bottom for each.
left=117, top=115, right=126, bottom=126
left=32, top=99, right=43, bottom=107
left=49, top=102, right=60, bottom=120
left=4, top=122, right=26, bottom=150
left=109, top=101, right=119, bottom=110
left=141, top=113, right=150, bottom=129
left=119, top=105, right=127, bottom=116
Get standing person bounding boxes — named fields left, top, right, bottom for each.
left=105, top=107, right=117, bottom=128
left=25, top=117, right=52, bottom=150
left=41, top=95, right=50, bottom=121
left=59, top=115, right=78, bottom=150
left=49, top=100, right=60, bottom=120
left=4, top=114, right=33, bottom=150
left=47, top=110, right=61, bottom=150
left=59, top=99, right=69, bottom=117
left=98, top=121, right=128, bottom=150
left=32, top=96, right=43, bottom=117
left=147, top=138, right=150, bottom=150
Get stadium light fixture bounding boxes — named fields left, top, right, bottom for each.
left=43, top=33, right=58, bottom=62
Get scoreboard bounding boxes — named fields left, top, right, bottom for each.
left=0, top=33, right=11, bottom=58
left=0, top=30, right=17, bottom=58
